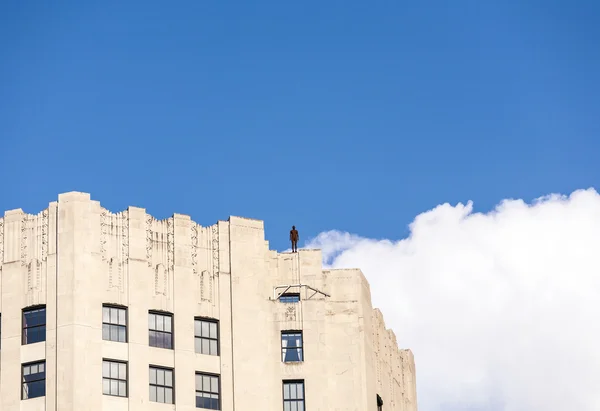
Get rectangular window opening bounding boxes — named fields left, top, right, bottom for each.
left=279, top=293, right=300, bottom=303
left=283, top=380, right=305, bottom=411
left=22, top=307, right=46, bottom=345
left=281, top=331, right=304, bottom=362
left=195, top=372, right=220, bottom=409
left=377, top=394, right=384, bottom=411
left=149, top=311, right=173, bottom=349
left=194, top=318, right=219, bottom=356
left=22, top=361, right=46, bottom=400
left=102, top=305, right=127, bottom=343
left=103, top=359, right=128, bottom=397
left=149, top=366, right=174, bottom=404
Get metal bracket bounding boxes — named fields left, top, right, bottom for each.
left=272, top=284, right=330, bottom=300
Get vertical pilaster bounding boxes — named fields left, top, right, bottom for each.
left=56, top=192, right=102, bottom=411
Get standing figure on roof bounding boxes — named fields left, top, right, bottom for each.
left=290, top=226, right=299, bottom=253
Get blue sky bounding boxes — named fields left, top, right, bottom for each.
left=1, top=0, right=598, bottom=252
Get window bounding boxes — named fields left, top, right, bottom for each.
left=102, top=305, right=127, bottom=343
left=279, top=293, right=300, bottom=303
left=149, top=311, right=173, bottom=349
left=194, top=318, right=218, bottom=356
left=283, top=380, right=305, bottom=411
left=22, top=361, right=45, bottom=400
left=281, top=331, right=303, bottom=362
left=22, top=306, right=46, bottom=345
left=149, top=366, right=174, bottom=404
left=195, top=373, right=220, bottom=409
left=103, top=360, right=127, bottom=397
left=377, top=394, right=383, bottom=411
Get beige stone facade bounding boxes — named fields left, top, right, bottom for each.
left=0, top=192, right=417, bottom=411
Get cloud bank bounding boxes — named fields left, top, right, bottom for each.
left=306, top=188, right=600, bottom=411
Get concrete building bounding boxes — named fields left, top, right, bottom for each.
left=0, top=192, right=417, bottom=411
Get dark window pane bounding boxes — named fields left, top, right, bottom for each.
left=284, top=348, right=302, bottom=362
left=110, top=325, right=119, bottom=341
left=280, top=293, right=300, bottom=303
left=24, top=310, right=45, bottom=327
left=149, top=330, right=158, bottom=346
left=24, top=326, right=46, bottom=344
left=23, top=380, right=45, bottom=399
left=118, top=325, right=126, bottom=342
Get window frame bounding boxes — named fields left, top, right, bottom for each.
left=102, top=358, right=128, bottom=398
left=282, top=380, right=305, bottom=411
left=22, top=305, right=46, bottom=345
left=148, top=310, right=174, bottom=349
left=149, top=365, right=175, bottom=404
left=281, top=330, right=304, bottom=363
left=377, top=394, right=384, bottom=411
left=194, top=317, right=220, bottom=356
left=102, top=304, right=128, bottom=343
left=279, top=293, right=300, bottom=303
left=195, top=371, right=221, bottom=410
left=21, top=360, right=46, bottom=400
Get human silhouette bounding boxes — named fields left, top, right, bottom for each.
left=290, top=226, right=299, bottom=253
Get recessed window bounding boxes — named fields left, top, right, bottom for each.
left=377, top=394, right=383, bottom=411
left=102, top=305, right=127, bottom=343
left=149, top=311, right=173, bottom=349
left=22, top=307, right=46, bottom=345
left=281, top=331, right=303, bottom=362
left=195, top=373, right=220, bottom=410
left=149, top=366, right=174, bottom=404
left=279, top=293, right=300, bottom=303
left=102, top=360, right=127, bottom=397
left=22, top=361, right=46, bottom=400
left=283, top=380, right=305, bottom=411
left=194, top=318, right=219, bottom=356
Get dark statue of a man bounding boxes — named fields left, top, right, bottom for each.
left=290, top=226, right=299, bottom=253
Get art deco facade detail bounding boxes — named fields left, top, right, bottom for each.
left=0, top=192, right=417, bottom=411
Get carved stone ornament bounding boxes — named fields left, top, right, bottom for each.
left=41, top=209, right=48, bottom=261
left=285, top=305, right=297, bottom=321
left=20, top=214, right=28, bottom=266
left=121, top=210, right=129, bottom=263
left=100, top=209, right=108, bottom=261
left=191, top=224, right=198, bottom=274
left=167, top=217, right=174, bottom=274
left=212, top=225, right=219, bottom=275
left=146, top=213, right=153, bottom=267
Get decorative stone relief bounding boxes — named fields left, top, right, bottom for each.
left=199, top=270, right=213, bottom=302
left=212, top=225, right=219, bottom=275
left=100, top=208, right=129, bottom=265
left=191, top=224, right=198, bottom=274
left=155, top=263, right=168, bottom=296
left=108, top=258, right=124, bottom=292
left=21, top=214, right=28, bottom=266
left=146, top=213, right=153, bottom=267
left=167, top=218, right=174, bottom=274
left=41, top=209, right=48, bottom=261
left=18, top=211, right=49, bottom=266
left=121, top=210, right=129, bottom=263
left=26, top=259, right=42, bottom=292
left=285, top=305, right=297, bottom=321
left=100, top=209, right=108, bottom=261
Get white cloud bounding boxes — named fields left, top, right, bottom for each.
left=306, top=188, right=600, bottom=411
